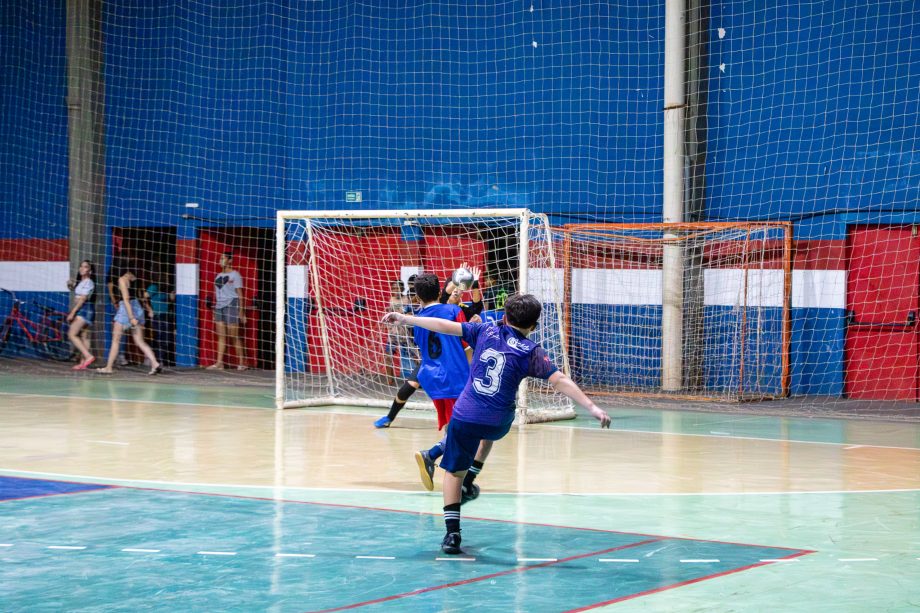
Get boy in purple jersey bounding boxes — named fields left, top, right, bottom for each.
left=383, top=293, right=610, bottom=555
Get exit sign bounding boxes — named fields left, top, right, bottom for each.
left=345, top=191, right=362, bottom=202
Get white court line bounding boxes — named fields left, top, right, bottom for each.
left=121, top=548, right=160, bottom=553
left=843, top=445, right=865, bottom=450
left=86, top=440, right=129, bottom=446
left=838, top=558, right=878, bottom=562
left=0, top=544, right=13, bottom=547
left=275, top=553, right=316, bottom=558
left=517, top=557, right=558, bottom=562
left=680, top=559, right=720, bottom=563
left=607, top=426, right=920, bottom=452
left=197, top=551, right=236, bottom=556
left=709, top=431, right=732, bottom=436
left=599, top=558, right=639, bottom=563
left=355, top=555, right=395, bottom=560
left=4, top=391, right=920, bottom=452
left=1, top=467, right=918, bottom=498
left=48, top=545, right=86, bottom=550
left=0, top=391, right=260, bottom=411
left=436, top=557, right=476, bottom=562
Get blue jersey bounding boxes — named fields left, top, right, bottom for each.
left=413, top=303, right=469, bottom=400
left=453, top=322, right=558, bottom=426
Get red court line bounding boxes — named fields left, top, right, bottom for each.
left=308, top=538, right=662, bottom=613
left=565, top=549, right=815, bottom=612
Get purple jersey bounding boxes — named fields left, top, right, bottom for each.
left=413, top=303, right=469, bottom=400
left=452, top=322, right=558, bottom=426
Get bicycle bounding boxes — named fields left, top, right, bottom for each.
left=0, top=288, right=73, bottom=361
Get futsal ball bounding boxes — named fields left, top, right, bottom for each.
left=451, top=267, right=474, bottom=290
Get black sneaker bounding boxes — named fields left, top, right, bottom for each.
left=414, top=450, right=435, bottom=491
left=441, top=531, right=462, bottom=555
left=460, top=483, right=480, bottom=505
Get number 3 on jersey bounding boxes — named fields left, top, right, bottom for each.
left=473, top=348, right=506, bottom=396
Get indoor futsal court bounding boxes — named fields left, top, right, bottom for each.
left=1, top=371, right=919, bottom=611
left=3, top=0, right=920, bottom=611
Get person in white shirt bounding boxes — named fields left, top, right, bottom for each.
left=66, top=260, right=97, bottom=370
left=207, top=252, right=248, bottom=370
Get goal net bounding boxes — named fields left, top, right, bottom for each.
left=560, top=222, right=792, bottom=401
left=277, top=209, right=574, bottom=423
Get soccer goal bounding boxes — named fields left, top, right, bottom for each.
left=276, top=208, right=575, bottom=423
left=559, top=222, right=793, bottom=402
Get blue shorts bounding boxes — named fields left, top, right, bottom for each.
left=75, top=303, right=95, bottom=326
left=114, top=300, right=145, bottom=328
left=439, top=417, right=513, bottom=474
left=214, top=299, right=240, bottom=325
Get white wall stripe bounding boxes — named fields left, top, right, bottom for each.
left=0, top=262, right=70, bottom=292
left=792, top=269, right=846, bottom=309
left=287, top=265, right=307, bottom=299
left=527, top=267, right=564, bottom=303
left=175, top=263, right=199, bottom=296
left=0, top=262, right=848, bottom=309
left=704, top=269, right=785, bottom=307
left=573, top=269, right=661, bottom=305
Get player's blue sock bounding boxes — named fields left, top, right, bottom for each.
left=428, top=440, right=444, bottom=461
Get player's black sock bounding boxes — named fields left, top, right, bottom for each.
left=443, top=502, right=461, bottom=534
left=386, top=382, right=417, bottom=420
left=463, top=460, right=484, bottom=488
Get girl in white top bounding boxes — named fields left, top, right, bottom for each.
left=67, top=260, right=96, bottom=370
left=207, top=252, right=248, bottom=370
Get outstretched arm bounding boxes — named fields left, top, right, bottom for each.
left=548, top=371, right=611, bottom=428
left=382, top=312, right=462, bottom=337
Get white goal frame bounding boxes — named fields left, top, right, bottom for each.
left=275, top=208, right=572, bottom=421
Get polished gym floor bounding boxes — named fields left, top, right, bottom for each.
left=1, top=371, right=918, bottom=611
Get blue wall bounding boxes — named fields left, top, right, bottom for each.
left=1, top=1, right=917, bottom=395
left=0, top=1, right=68, bottom=240
left=707, top=0, right=920, bottom=238
left=99, top=1, right=664, bottom=227
left=3, top=1, right=916, bottom=235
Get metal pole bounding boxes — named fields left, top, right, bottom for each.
left=67, top=0, right=106, bottom=356
left=662, top=0, right=686, bottom=391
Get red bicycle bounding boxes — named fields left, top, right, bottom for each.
left=0, top=288, right=73, bottom=361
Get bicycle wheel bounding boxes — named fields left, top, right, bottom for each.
left=0, top=322, right=11, bottom=355
left=37, top=339, right=74, bottom=361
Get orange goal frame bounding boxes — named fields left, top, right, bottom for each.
left=558, top=222, right=793, bottom=401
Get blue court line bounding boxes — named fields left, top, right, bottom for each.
left=0, top=476, right=814, bottom=612
left=0, top=475, right=111, bottom=502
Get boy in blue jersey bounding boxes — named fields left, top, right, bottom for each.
left=383, top=293, right=611, bottom=554
left=388, top=273, right=471, bottom=490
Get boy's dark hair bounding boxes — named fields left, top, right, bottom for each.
left=504, top=293, right=542, bottom=330
left=223, top=251, right=233, bottom=260
left=391, top=279, right=405, bottom=293
left=413, top=273, right=441, bottom=303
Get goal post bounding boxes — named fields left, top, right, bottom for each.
left=276, top=208, right=575, bottom=423
left=559, top=221, right=792, bottom=402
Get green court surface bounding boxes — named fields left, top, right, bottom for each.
left=1, top=373, right=919, bottom=611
